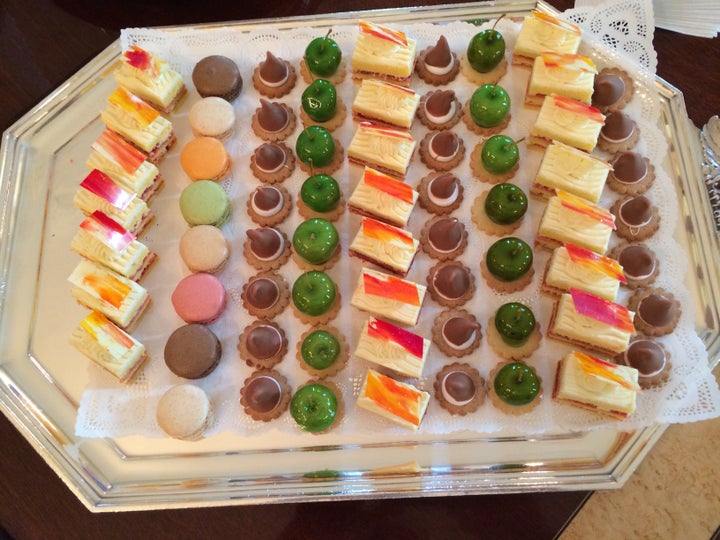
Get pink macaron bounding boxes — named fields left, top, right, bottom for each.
left=171, top=273, right=227, bottom=323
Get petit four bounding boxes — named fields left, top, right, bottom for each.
left=100, top=87, right=175, bottom=164
left=241, top=271, right=290, bottom=320
left=357, top=368, right=430, bottom=431
left=434, top=363, right=485, bottom=415
left=300, top=79, right=347, bottom=132
left=553, top=351, right=639, bottom=419
left=180, top=136, right=232, bottom=182
left=171, top=273, right=227, bottom=324
left=526, top=53, right=597, bottom=106
left=347, top=122, right=416, bottom=180
left=528, top=95, right=605, bottom=152
left=296, top=325, right=348, bottom=378
left=291, top=381, right=343, bottom=433
left=542, top=243, right=625, bottom=301
left=355, top=316, right=431, bottom=378
left=351, top=21, right=417, bottom=86
left=487, top=302, right=542, bottom=360
left=597, top=111, right=640, bottom=153
left=291, top=270, right=341, bottom=325
left=606, top=151, right=655, bottom=195
left=71, top=211, right=157, bottom=282
left=188, top=96, right=236, bottom=140
left=461, top=20, right=508, bottom=85
left=416, top=171, right=463, bottom=215
left=431, top=308, right=482, bottom=358
left=301, top=29, right=346, bottom=85
left=69, top=310, right=148, bottom=383
left=513, top=10, right=582, bottom=67
left=156, top=384, right=212, bottom=441
left=352, top=79, right=420, bottom=129
left=592, top=67, right=634, bottom=113
left=416, top=89, right=463, bottom=130
left=547, top=289, right=635, bottom=356
left=610, top=194, right=660, bottom=241
left=252, top=51, right=297, bottom=98
left=427, top=260, right=475, bottom=307
left=68, top=259, right=150, bottom=331
left=349, top=217, right=419, bottom=276
left=247, top=185, right=292, bottom=227
left=608, top=242, right=658, bottom=288
left=463, top=83, right=511, bottom=136
left=179, top=225, right=230, bottom=274
left=470, top=135, right=520, bottom=184
left=419, top=216, right=468, bottom=261
left=416, top=35, right=459, bottom=85
left=86, top=129, right=163, bottom=202
left=616, top=337, right=671, bottom=388
left=237, top=320, right=288, bottom=369
left=488, top=361, right=542, bottom=415
left=531, top=141, right=611, bottom=203
left=536, top=190, right=616, bottom=254
left=250, top=141, right=295, bottom=184
left=179, top=180, right=231, bottom=228
left=347, top=166, right=418, bottom=228
left=243, top=227, right=291, bottom=271
left=295, top=125, right=344, bottom=175
left=419, top=130, right=465, bottom=171
left=292, top=217, right=341, bottom=270
left=192, top=55, right=243, bottom=101
left=115, top=45, right=186, bottom=113
left=251, top=99, right=296, bottom=142
left=164, top=323, right=222, bottom=379
left=297, top=173, right=345, bottom=222
left=627, top=287, right=681, bottom=337
left=471, top=183, right=528, bottom=236
left=350, top=267, right=426, bottom=326
left=240, top=369, right=292, bottom=422
left=480, top=237, right=535, bottom=293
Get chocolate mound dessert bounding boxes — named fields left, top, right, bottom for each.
left=611, top=194, right=660, bottom=241
left=627, top=287, right=681, bottom=336
left=592, top=67, right=634, bottom=113
left=420, top=130, right=465, bottom=171
left=250, top=141, right=295, bottom=183
left=609, top=242, right=658, bottom=288
left=240, top=369, right=291, bottom=422
left=417, top=172, right=464, bottom=214
left=247, top=185, right=292, bottom=227
left=616, top=337, right=671, bottom=388
left=417, top=89, right=463, bottom=130
left=244, top=227, right=291, bottom=270
left=598, top=111, right=639, bottom=153
left=427, top=261, right=475, bottom=307
left=420, top=216, right=468, bottom=260
left=241, top=271, right=289, bottom=319
left=252, top=51, right=297, bottom=98
left=238, top=320, right=288, bottom=369
left=432, top=308, right=482, bottom=357
left=251, top=99, right=296, bottom=142
left=434, top=362, right=485, bottom=415
left=416, top=35, right=460, bottom=85
left=607, top=151, right=655, bottom=195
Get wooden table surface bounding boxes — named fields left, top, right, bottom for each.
left=1, top=1, right=717, bottom=538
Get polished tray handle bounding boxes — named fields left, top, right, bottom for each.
left=701, top=115, right=720, bottom=232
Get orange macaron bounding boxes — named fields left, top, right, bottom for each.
left=180, top=136, right=232, bottom=182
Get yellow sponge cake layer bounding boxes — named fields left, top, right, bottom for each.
left=357, top=368, right=430, bottom=430
left=347, top=122, right=416, bottom=179
left=352, top=79, right=420, bottom=129
left=527, top=53, right=597, bottom=105
left=351, top=21, right=417, bottom=86
left=355, top=317, right=430, bottom=378
left=529, top=95, right=605, bottom=152
left=514, top=10, right=582, bottom=66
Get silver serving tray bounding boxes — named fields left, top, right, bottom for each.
left=1, top=1, right=718, bottom=511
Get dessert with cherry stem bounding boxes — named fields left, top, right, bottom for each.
left=463, top=83, right=511, bottom=135
left=291, top=270, right=340, bottom=325
left=481, top=236, right=534, bottom=292
left=461, top=15, right=508, bottom=85
left=487, top=301, right=542, bottom=360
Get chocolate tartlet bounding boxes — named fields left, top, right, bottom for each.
left=627, top=287, right=681, bottom=337
left=592, top=67, right=634, bottom=113
left=240, top=369, right=291, bottom=422
left=606, top=151, right=655, bottom=195
left=611, top=194, right=660, bottom=241
left=420, top=216, right=468, bottom=260
left=192, top=55, right=243, bottom=101
left=244, top=227, right=291, bottom=271
left=237, top=320, right=288, bottom=369
left=416, top=35, right=460, bottom=85
left=419, top=130, right=465, bottom=171
left=251, top=99, right=296, bottom=142
left=434, top=362, right=485, bottom=415
left=164, top=324, right=222, bottom=379
left=616, top=337, right=671, bottom=388
left=432, top=308, right=482, bottom=357
left=417, top=89, right=463, bottom=130
left=427, top=260, right=475, bottom=307
left=598, top=111, right=639, bottom=153
left=252, top=51, right=297, bottom=98
left=247, top=185, right=292, bottom=227
left=608, top=242, right=658, bottom=288
left=250, top=141, right=295, bottom=184
left=241, top=271, right=290, bottom=319
left=417, top=171, right=464, bottom=214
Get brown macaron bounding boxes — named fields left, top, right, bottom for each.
left=192, top=55, right=243, bottom=101
left=164, top=324, right=222, bottom=379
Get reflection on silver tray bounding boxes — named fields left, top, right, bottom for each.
left=1, top=0, right=719, bottom=511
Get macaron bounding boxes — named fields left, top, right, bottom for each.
left=189, top=96, right=236, bottom=140
left=180, top=136, right=232, bottom=182
left=171, top=272, right=227, bottom=323
left=179, top=225, right=230, bottom=274
left=192, top=55, right=243, bottom=101
left=179, top=180, right=231, bottom=227
left=164, top=323, right=223, bottom=379
left=156, top=384, right=212, bottom=440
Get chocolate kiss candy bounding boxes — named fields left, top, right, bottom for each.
left=443, top=371, right=476, bottom=404
left=593, top=72, right=624, bottom=107
left=426, top=90, right=455, bottom=117
left=425, top=35, right=452, bottom=68
left=638, top=293, right=676, bottom=327
left=259, top=51, right=289, bottom=84
left=430, top=131, right=459, bottom=158
left=246, top=278, right=279, bottom=310
left=443, top=316, right=479, bottom=347
left=256, top=143, right=286, bottom=171
left=246, top=325, right=282, bottom=359
left=247, top=228, right=282, bottom=259
left=602, top=111, right=635, bottom=141
left=257, top=99, right=289, bottom=132
left=620, top=196, right=652, bottom=227
left=253, top=186, right=282, bottom=212
left=434, top=264, right=470, bottom=299
left=244, top=375, right=282, bottom=413
left=612, top=152, right=646, bottom=184
left=429, top=218, right=463, bottom=252
left=430, top=173, right=459, bottom=199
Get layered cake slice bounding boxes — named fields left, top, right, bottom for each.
left=69, top=310, right=148, bottom=383
left=531, top=141, right=611, bottom=203
left=357, top=368, right=430, bottom=430
left=536, top=190, right=615, bottom=254
left=86, top=129, right=163, bottom=202
left=352, top=79, right=420, bottom=129
left=347, top=122, right=416, bottom=180
left=547, top=288, right=635, bottom=356
left=355, top=317, right=430, bottom=378
left=553, top=350, right=640, bottom=419
left=542, top=243, right=625, bottom=301
left=529, top=95, right=605, bottom=152
left=350, top=267, right=426, bottom=326
left=348, top=166, right=418, bottom=227
left=100, top=87, right=176, bottom=164
left=513, top=10, right=582, bottom=67
left=68, top=259, right=150, bottom=331
left=351, top=21, right=417, bottom=86
left=349, top=217, right=419, bottom=276
left=114, top=45, right=186, bottom=113
left=526, top=53, right=597, bottom=106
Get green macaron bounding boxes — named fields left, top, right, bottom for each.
left=179, top=180, right=231, bottom=227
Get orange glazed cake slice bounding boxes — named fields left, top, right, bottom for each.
left=347, top=122, right=416, bottom=180
left=70, top=311, right=148, bottom=383
left=513, top=11, right=582, bottom=67
left=357, top=368, right=430, bottom=430
left=355, top=317, right=430, bottom=378
left=350, top=267, right=426, bottom=326
left=526, top=53, right=597, bottom=106
left=547, top=288, right=635, bottom=356
left=349, top=217, right=419, bottom=276
left=351, top=21, right=417, bottom=87
left=352, top=79, right=420, bottom=129
left=553, top=351, right=640, bottom=420
left=529, top=95, right=605, bottom=152
left=348, top=166, right=418, bottom=227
